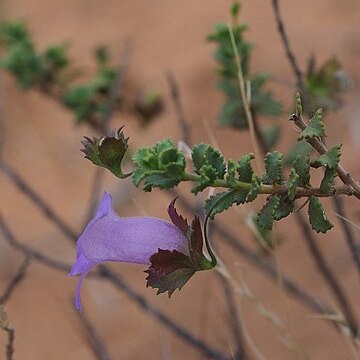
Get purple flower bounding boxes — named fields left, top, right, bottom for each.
left=70, top=192, right=215, bottom=311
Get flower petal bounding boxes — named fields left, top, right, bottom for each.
left=69, top=192, right=188, bottom=310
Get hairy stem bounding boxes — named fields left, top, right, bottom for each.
left=182, top=172, right=356, bottom=198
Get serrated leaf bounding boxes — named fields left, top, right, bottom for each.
left=191, top=143, right=226, bottom=179
left=308, top=196, right=333, bottom=233
left=256, top=195, right=281, bottom=230
left=237, top=153, right=254, bottom=183
left=263, top=151, right=283, bottom=185
left=145, top=249, right=196, bottom=297
left=311, top=144, right=342, bottom=169
left=320, top=168, right=337, bottom=193
left=191, top=165, right=218, bottom=194
left=143, top=173, right=180, bottom=192
left=132, top=139, right=186, bottom=191
left=205, top=189, right=248, bottom=219
left=298, top=109, right=325, bottom=140
left=287, top=168, right=300, bottom=201
left=293, top=154, right=311, bottom=187
left=274, top=196, right=295, bottom=221
left=246, top=174, right=261, bottom=202
left=250, top=215, right=276, bottom=251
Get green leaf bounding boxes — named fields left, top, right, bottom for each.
left=132, top=139, right=186, bottom=191
left=293, top=154, right=311, bottom=187
left=205, top=189, right=248, bottom=219
left=237, top=153, right=254, bottom=183
left=246, top=174, right=261, bottom=202
left=308, top=196, right=333, bottom=233
left=287, top=168, right=300, bottom=201
left=305, top=56, right=348, bottom=112
left=191, top=165, right=218, bottom=194
left=311, top=144, right=342, bottom=169
left=250, top=215, right=277, bottom=252
left=207, top=10, right=282, bottom=129
left=298, top=109, right=325, bottom=140
left=274, top=196, right=294, bottom=221
left=256, top=195, right=281, bottom=230
left=262, top=151, right=283, bottom=185
left=231, top=2, right=240, bottom=17
left=191, top=143, right=226, bottom=179
left=320, top=168, right=337, bottom=193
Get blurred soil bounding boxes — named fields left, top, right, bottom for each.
left=1, top=0, right=360, bottom=359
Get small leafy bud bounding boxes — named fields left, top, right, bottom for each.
left=295, top=92, right=303, bottom=117
left=95, top=46, right=110, bottom=66
left=134, top=91, right=164, bottom=125
left=231, top=2, right=241, bottom=18
left=81, top=127, right=130, bottom=178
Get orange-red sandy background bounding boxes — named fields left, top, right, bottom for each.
left=1, top=0, right=360, bottom=359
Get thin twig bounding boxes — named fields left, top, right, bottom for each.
left=271, top=0, right=304, bottom=93
left=0, top=215, right=72, bottom=273
left=166, top=72, right=191, bottom=146
left=216, top=273, right=246, bottom=360
left=74, top=305, right=112, bottom=360
left=0, top=306, right=15, bottom=360
left=296, top=211, right=359, bottom=336
left=5, top=325, right=14, bottom=360
left=332, top=196, right=360, bottom=276
left=209, top=223, right=246, bottom=360
left=0, top=256, right=31, bottom=304
left=0, top=161, right=78, bottom=244
left=227, top=24, right=263, bottom=173
left=0, top=213, right=231, bottom=360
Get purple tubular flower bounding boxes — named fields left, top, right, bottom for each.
left=69, top=192, right=188, bottom=310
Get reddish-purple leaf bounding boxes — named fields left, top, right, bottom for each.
left=167, top=198, right=189, bottom=235
left=145, top=249, right=196, bottom=297
left=188, top=216, right=205, bottom=268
